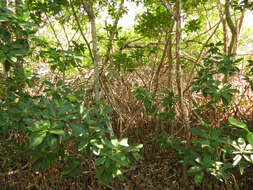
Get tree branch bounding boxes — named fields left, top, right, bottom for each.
left=225, top=0, right=237, bottom=54
left=69, top=0, right=94, bottom=62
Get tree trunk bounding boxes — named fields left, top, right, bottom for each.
left=1, top=0, right=7, bottom=76
left=224, top=0, right=242, bottom=55
left=175, top=0, right=189, bottom=141
left=217, top=0, right=228, bottom=54
left=82, top=0, right=100, bottom=102
left=224, top=0, right=245, bottom=83
left=176, top=0, right=190, bottom=187
left=167, top=22, right=174, bottom=90
left=233, top=9, right=245, bottom=54
left=82, top=1, right=115, bottom=137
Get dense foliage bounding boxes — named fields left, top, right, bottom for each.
left=0, top=0, right=253, bottom=189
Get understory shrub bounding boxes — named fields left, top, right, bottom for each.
left=153, top=49, right=253, bottom=187
left=0, top=79, right=142, bottom=186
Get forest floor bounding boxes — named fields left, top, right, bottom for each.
left=1, top=122, right=253, bottom=190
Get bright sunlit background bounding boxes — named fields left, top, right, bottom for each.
left=245, top=10, right=253, bottom=27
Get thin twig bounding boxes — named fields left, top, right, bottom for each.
left=69, top=0, right=94, bottom=62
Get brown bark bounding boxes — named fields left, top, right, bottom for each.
left=159, top=1, right=175, bottom=90
left=234, top=9, right=245, bottom=54
left=217, top=0, right=228, bottom=54
left=153, top=34, right=170, bottom=94
left=223, top=0, right=245, bottom=83
left=223, top=0, right=245, bottom=55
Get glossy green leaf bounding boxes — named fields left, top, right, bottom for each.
left=68, top=95, right=77, bottom=102
left=102, top=107, right=113, bottom=115
left=190, top=128, right=208, bottom=138
left=95, top=157, right=106, bottom=166
left=116, top=169, right=124, bottom=181
left=49, top=129, right=66, bottom=137
left=46, top=134, right=58, bottom=149
left=29, top=133, right=46, bottom=148
left=0, top=16, right=9, bottom=22
left=228, top=117, right=248, bottom=131
left=0, top=29, right=11, bottom=42
left=9, top=56, right=17, bottom=62
left=103, top=138, right=114, bottom=148
left=56, top=80, right=63, bottom=87
left=247, top=132, right=253, bottom=146
left=194, top=171, right=204, bottom=184
left=188, top=166, right=201, bottom=174
left=27, top=120, right=42, bottom=132
left=19, top=21, right=38, bottom=28
left=109, top=154, right=128, bottom=166
left=13, top=49, right=29, bottom=56
left=70, top=122, right=86, bottom=136
left=132, top=152, right=143, bottom=161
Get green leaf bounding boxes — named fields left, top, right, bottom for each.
left=102, top=107, right=113, bottom=115
left=95, top=157, right=106, bottom=166
left=47, top=103, right=56, bottom=117
left=203, top=154, right=211, bottom=165
left=27, top=120, right=42, bottom=132
left=247, top=132, right=253, bottom=146
left=132, top=152, right=143, bottom=161
left=68, top=95, right=77, bottom=102
left=239, top=164, right=247, bottom=175
left=103, top=138, right=114, bottom=148
left=56, top=80, right=63, bottom=87
left=190, top=128, right=208, bottom=138
left=221, top=93, right=232, bottom=105
left=0, top=16, right=9, bottom=22
left=116, top=169, right=124, bottom=181
left=228, top=117, right=248, bottom=131
left=13, top=48, right=29, bottom=56
left=29, top=133, right=46, bottom=148
left=96, top=166, right=113, bottom=185
left=70, top=122, right=86, bottom=136
left=109, top=154, right=129, bottom=166
left=41, top=157, right=50, bottom=171
left=9, top=56, right=17, bottom=62
left=105, top=158, right=112, bottom=168
left=49, top=129, right=66, bottom=137
left=194, top=171, right=204, bottom=184
left=46, top=134, right=58, bottom=149
left=188, top=166, right=201, bottom=174
left=0, top=29, right=11, bottom=42
left=19, top=21, right=38, bottom=28
left=135, top=144, right=143, bottom=149
left=96, top=165, right=105, bottom=179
